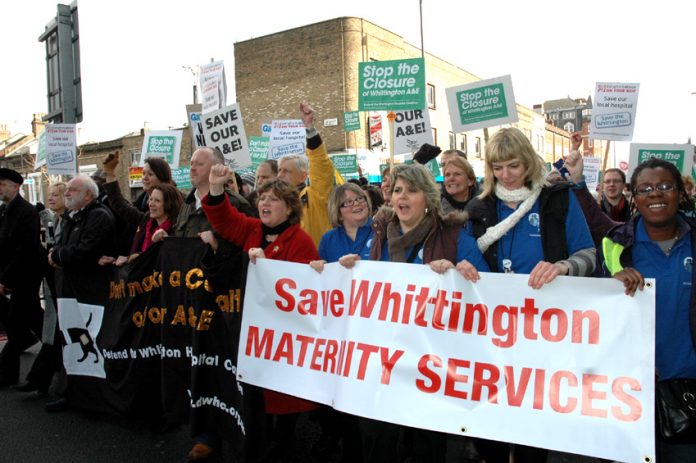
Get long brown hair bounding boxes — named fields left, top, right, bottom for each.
left=151, top=183, right=183, bottom=221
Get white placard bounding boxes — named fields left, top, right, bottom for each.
left=393, top=109, right=434, bottom=155
left=58, top=298, right=106, bottom=378
left=268, top=119, right=307, bottom=160
left=199, top=61, right=227, bottom=114
left=445, top=75, right=518, bottom=132
left=590, top=82, right=640, bottom=141
left=241, top=260, right=656, bottom=463
left=583, top=157, right=602, bottom=191
left=140, top=130, right=182, bottom=168
left=201, top=103, right=251, bottom=169
left=45, top=123, right=77, bottom=176
left=186, top=104, right=205, bottom=149
left=628, top=143, right=694, bottom=179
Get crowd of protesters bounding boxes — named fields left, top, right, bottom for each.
left=1, top=102, right=695, bottom=462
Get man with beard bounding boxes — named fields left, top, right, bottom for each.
left=0, top=168, right=45, bottom=387
left=45, top=174, right=115, bottom=411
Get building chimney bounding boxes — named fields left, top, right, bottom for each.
left=31, top=113, right=46, bottom=137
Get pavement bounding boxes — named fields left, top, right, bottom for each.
left=0, top=342, right=609, bottom=463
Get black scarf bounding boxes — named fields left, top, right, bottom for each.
left=261, top=220, right=292, bottom=248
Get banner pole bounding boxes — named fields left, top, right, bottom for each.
left=387, top=111, right=396, bottom=168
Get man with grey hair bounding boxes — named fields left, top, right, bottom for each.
left=277, top=102, right=338, bottom=246
left=45, top=174, right=115, bottom=412
left=0, top=168, right=45, bottom=388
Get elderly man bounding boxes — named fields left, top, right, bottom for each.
left=277, top=102, right=338, bottom=246
left=44, top=174, right=115, bottom=412
left=0, top=168, right=45, bottom=387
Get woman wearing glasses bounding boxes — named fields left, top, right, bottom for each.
left=462, top=128, right=595, bottom=463
left=566, top=154, right=696, bottom=462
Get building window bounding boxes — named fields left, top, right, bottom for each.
left=475, top=137, right=481, bottom=158
left=562, top=111, right=575, bottom=120
left=130, top=149, right=141, bottom=166
left=582, top=108, right=592, bottom=117
left=449, top=131, right=455, bottom=150
left=563, top=122, right=575, bottom=133
left=427, top=83, right=436, bottom=109
left=549, top=113, right=559, bottom=121
left=460, top=134, right=467, bottom=154
left=431, top=127, right=437, bottom=146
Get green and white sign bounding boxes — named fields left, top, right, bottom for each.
left=248, top=136, right=270, bottom=167
left=171, top=166, right=192, bottom=190
left=446, top=75, right=518, bottom=132
left=628, top=143, right=694, bottom=178
left=331, top=154, right=358, bottom=175
left=141, top=130, right=182, bottom=167
left=358, top=58, right=426, bottom=111
left=34, top=130, right=47, bottom=170
left=344, top=111, right=361, bottom=132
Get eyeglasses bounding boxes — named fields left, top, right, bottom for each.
left=634, top=183, right=676, bottom=196
left=340, top=196, right=367, bottom=208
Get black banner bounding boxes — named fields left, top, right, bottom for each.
left=61, top=238, right=265, bottom=459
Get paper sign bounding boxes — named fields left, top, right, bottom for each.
left=582, top=157, right=602, bottom=191
left=393, top=109, right=434, bottom=155
left=628, top=143, right=694, bottom=178
left=359, top=58, right=426, bottom=111
left=140, top=130, right=182, bottom=168
left=171, top=166, right=192, bottom=190
left=201, top=103, right=251, bottom=169
left=34, top=130, right=47, bottom=170
left=268, top=120, right=306, bottom=160
left=186, top=104, right=205, bottom=150
left=330, top=154, right=358, bottom=175
left=45, top=124, right=77, bottom=176
left=248, top=136, right=270, bottom=167
left=446, top=75, right=518, bottom=132
left=590, top=82, right=640, bottom=141
left=241, top=260, right=656, bottom=463
left=344, top=111, right=361, bottom=132
left=369, top=113, right=383, bottom=148
left=199, top=61, right=227, bottom=114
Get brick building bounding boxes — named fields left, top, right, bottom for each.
left=234, top=17, right=548, bottom=177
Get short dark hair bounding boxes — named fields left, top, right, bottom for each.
left=256, top=179, right=303, bottom=225
left=630, top=158, right=694, bottom=214
left=145, top=157, right=173, bottom=185
left=603, top=168, right=626, bottom=184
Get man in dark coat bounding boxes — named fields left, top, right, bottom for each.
left=0, top=168, right=45, bottom=387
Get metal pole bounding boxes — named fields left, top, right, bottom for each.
left=419, top=0, right=425, bottom=58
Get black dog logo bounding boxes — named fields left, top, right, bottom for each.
left=64, top=312, right=99, bottom=363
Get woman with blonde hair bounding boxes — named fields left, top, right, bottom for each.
left=462, top=127, right=595, bottom=462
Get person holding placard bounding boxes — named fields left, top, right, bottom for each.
left=600, top=168, right=631, bottom=222
left=461, top=127, right=595, bottom=463
left=277, top=102, right=337, bottom=246
left=338, top=162, right=488, bottom=463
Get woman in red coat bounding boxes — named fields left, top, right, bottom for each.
left=202, top=163, right=319, bottom=456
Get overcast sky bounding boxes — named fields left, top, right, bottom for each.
left=3, top=0, right=695, bottom=161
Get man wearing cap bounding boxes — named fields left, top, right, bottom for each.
left=0, top=168, right=45, bottom=387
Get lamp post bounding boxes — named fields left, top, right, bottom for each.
left=181, top=65, right=198, bottom=105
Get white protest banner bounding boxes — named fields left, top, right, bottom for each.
left=186, top=103, right=206, bottom=149
left=393, top=109, right=434, bottom=155
left=268, top=120, right=306, bottom=160
left=140, top=130, right=182, bottom=168
left=201, top=103, right=251, bottom=169
left=583, top=157, right=602, bottom=191
left=45, top=123, right=77, bottom=176
left=446, top=75, right=518, bottom=132
left=241, top=260, right=656, bottom=463
left=628, top=143, right=694, bottom=179
left=199, top=60, right=227, bottom=114
left=590, top=82, right=640, bottom=141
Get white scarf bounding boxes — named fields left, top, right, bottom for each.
left=476, top=182, right=543, bottom=253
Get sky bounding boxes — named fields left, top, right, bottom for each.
left=2, top=0, right=695, bottom=162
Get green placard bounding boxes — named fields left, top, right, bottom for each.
left=171, top=166, right=192, bottom=190
left=638, top=149, right=686, bottom=172
left=35, top=130, right=47, bottom=169
left=344, top=111, right=361, bottom=132
left=331, top=154, right=358, bottom=175
left=455, top=83, right=508, bottom=126
left=248, top=136, right=270, bottom=167
left=358, top=58, right=426, bottom=111
left=146, top=135, right=178, bottom=165
left=404, top=158, right=441, bottom=178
